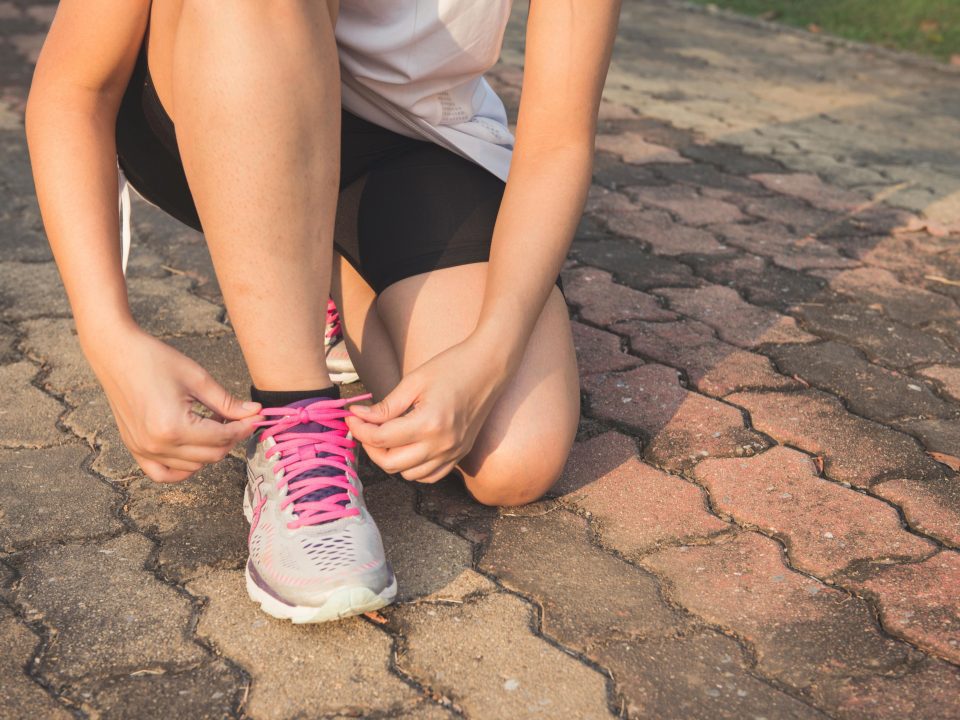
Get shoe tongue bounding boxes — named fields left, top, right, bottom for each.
left=280, top=398, right=349, bottom=516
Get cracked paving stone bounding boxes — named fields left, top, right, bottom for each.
left=0, top=361, right=66, bottom=447
left=845, top=551, right=960, bottom=664
left=10, top=533, right=205, bottom=687
left=583, top=364, right=766, bottom=472
left=919, top=365, right=960, bottom=403
left=792, top=301, right=960, bottom=369
left=0, top=604, right=72, bottom=720
left=625, top=185, right=745, bottom=226
left=365, top=479, right=473, bottom=603
left=694, top=446, right=934, bottom=577
left=480, top=508, right=689, bottom=645
left=0, top=445, right=121, bottom=552
left=684, top=253, right=827, bottom=311
left=617, top=317, right=799, bottom=396
left=643, top=532, right=914, bottom=694
left=828, top=267, right=960, bottom=326
left=190, top=569, right=419, bottom=719
left=553, top=432, right=728, bottom=556
left=71, top=660, right=241, bottom=720
left=599, top=632, right=825, bottom=720
left=416, top=475, right=499, bottom=546
left=729, top=389, right=945, bottom=487
left=571, top=322, right=639, bottom=376
left=126, top=456, right=248, bottom=583
left=571, top=239, right=700, bottom=291
left=389, top=592, right=614, bottom=719
left=563, top=266, right=677, bottom=326
left=710, top=221, right=859, bottom=271
left=63, top=387, right=138, bottom=480
left=873, top=477, right=960, bottom=547
left=749, top=173, right=866, bottom=213
left=768, top=341, right=957, bottom=422
left=19, top=318, right=97, bottom=395
left=0, top=319, right=18, bottom=362
left=656, top=285, right=817, bottom=349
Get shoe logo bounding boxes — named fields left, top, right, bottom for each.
left=249, top=474, right=267, bottom=541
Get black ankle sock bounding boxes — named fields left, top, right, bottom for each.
left=249, top=385, right=340, bottom=407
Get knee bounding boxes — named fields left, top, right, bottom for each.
left=461, top=441, right=570, bottom=508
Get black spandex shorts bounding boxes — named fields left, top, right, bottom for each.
left=115, top=39, right=509, bottom=294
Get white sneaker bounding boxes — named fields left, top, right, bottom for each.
left=243, top=395, right=396, bottom=623
left=325, top=299, right=359, bottom=385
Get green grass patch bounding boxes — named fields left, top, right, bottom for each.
left=689, top=0, right=960, bottom=62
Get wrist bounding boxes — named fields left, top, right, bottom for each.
left=76, top=310, right=141, bottom=362
left=468, top=320, right=527, bottom=376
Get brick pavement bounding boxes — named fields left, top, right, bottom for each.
left=1, top=0, right=959, bottom=717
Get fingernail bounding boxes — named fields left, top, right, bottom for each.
left=242, top=401, right=260, bottom=411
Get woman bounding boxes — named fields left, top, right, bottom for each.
left=26, top=0, right=621, bottom=623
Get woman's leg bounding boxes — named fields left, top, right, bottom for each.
left=148, top=0, right=341, bottom=391
left=336, top=261, right=581, bottom=507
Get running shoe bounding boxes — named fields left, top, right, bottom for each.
left=243, top=395, right=396, bottom=623
left=325, top=298, right=359, bottom=384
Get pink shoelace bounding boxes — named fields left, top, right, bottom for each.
left=325, top=298, right=342, bottom=346
left=254, top=394, right=372, bottom=529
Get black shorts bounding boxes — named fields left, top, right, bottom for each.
left=115, top=39, right=508, bottom=294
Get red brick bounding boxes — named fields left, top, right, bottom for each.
left=563, top=266, right=676, bottom=326
left=875, top=478, right=960, bottom=547
left=919, top=365, right=960, bottom=403
left=570, top=322, right=638, bottom=376
left=829, top=267, right=960, bottom=325
left=605, top=208, right=731, bottom=256
left=583, top=365, right=766, bottom=471
left=749, top=173, right=866, bottom=212
left=694, top=446, right=935, bottom=576
left=643, top=532, right=911, bottom=691
left=711, top=221, right=860, bottom=271
left=616, top=318, right=799, bottom=396
left=848, top=552, right=960, bottom=664
left=656, top=285, right=818, bottom=348
left=626, top=185, right=744, bottom=226
left=595, top=132, right=688, bottom=165
left=728, top=390, right=944, bottom=488
left=826, top=659, right=960, bottom=720
left=555, top=432, right=729, bottom=556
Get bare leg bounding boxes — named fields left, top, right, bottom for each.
left=336, top=261, right=580, bottom=507
left=150, top=0, right=341, bottom=391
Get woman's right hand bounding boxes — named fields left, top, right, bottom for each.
left=85, top=323, right=262, bottom=483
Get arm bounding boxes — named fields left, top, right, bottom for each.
left=27, top=0, right=260, bottom=482
left=348, top=0, right=622, bottom=480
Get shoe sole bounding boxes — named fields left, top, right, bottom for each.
left=242, top=484, right=396, bottom=624
left=329, top=369, right=360, bottom=385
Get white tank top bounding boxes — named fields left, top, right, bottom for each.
left=335, top=0, right=515, bottom=182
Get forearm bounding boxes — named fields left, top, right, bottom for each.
left=26, top=87, right=136, bottom=349
left=473, top=141, right=593, bottom=368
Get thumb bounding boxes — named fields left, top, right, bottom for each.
left=191, top=372, right=261, bottom=421
left=350, top=376, right=421, bottom=425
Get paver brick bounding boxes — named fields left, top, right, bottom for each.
left=749, top=173, right=866, bottom=212
left=846, top=551, right=960, bottom=664
left=684, top=252, right=826, bottom=311
left=597, top=203, right=730, bottom=255
left=625, top=185, right=744, bottom=226
left=617, top=317, right=799, bottom=396
left=657, top=285, right=817, bottom=348
left=738, top=195, right=839, bottom=235
left=583, top=364, right=766, bottom=471
left=873, top=477, right=960, bottom=547
left=0, top=361, right=66, bottom=447
left=563, top=266, right=676, bottom=326
left=389, top=592, right=615, bottom=719
left=792, top=301, right=960, bottom=369
left=595, top=132, right=687, bottom=165
left=643, top=532, right=912, bottom=692
left=571, top=239, right=700, bottom=290
left=768, top=341, right=957, bottom=422
left=554, top=432, right=728, bottom=555
left=829, top=267, right=960, bottom=325
left=10, top=533, right=205, bottom=687
left=0, top=605, right=72, bottom=720
left=728, top=389, right=945, bottom=487
left=919, top=365, right=960, bottom=403
left=656, top=162, right=769, bottom=199
left=0, top=445, right=121, bottom=552
left=0, top=319, right=18, bottom=362
left=694, top=446, right=935, bottom=576
left=416, top=474, right=500, bottom=546
left=896, top=418, right=960, bottom=461
left=571, top=321, right=640, bottom=376
left=62, top=387, right=138, bottom=480
left=710, top=221, right=859, bottom=271
left=191, top=569, right=420, bottom=719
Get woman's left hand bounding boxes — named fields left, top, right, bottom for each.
left=345, top=335, right=510, bottom=484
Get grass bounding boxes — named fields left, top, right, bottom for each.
left=688, top=0, right=960, bottom=62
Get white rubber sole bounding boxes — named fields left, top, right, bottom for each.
left=329, top=369, right=360, bottom=385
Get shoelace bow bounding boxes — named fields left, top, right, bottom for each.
left=254, top=394, right=371, bottom=529
left=325, top=298, right=343, bottom=346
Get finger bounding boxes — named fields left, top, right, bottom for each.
left=178, top=414, right=260, bottom=448
left=347, top=412, right=423, bottom=450
left=407, top=460, right=459, bottom=485
left=190, top=371, right=261, bottom=421
left=365, top=442, right=433, bottom=475
left=163, top=443, right=232, bottom=465
left=348, top=376, right=421, bottom=424
left=135, top=455, right=196, bottom=483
